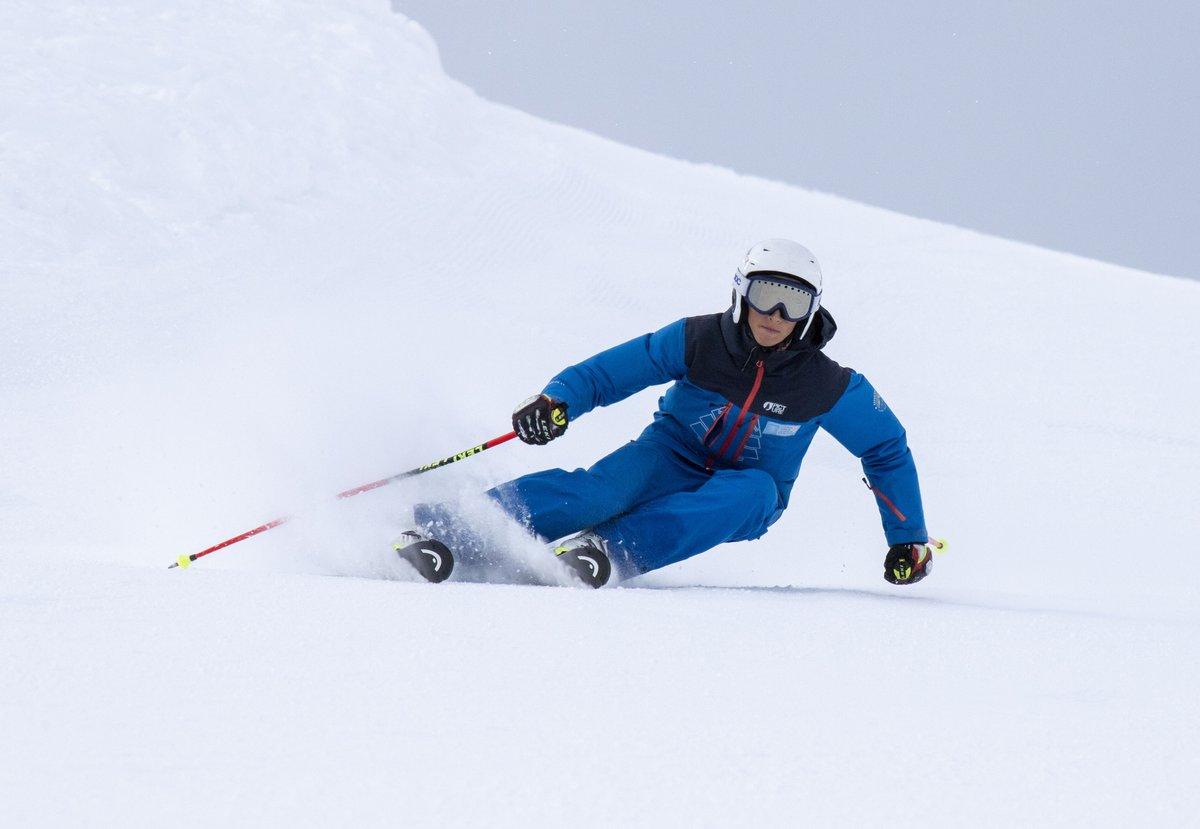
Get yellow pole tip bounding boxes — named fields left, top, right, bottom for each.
left=176, top=554, right=192, bottom=569
left=931, top=538, right=949, bottom=554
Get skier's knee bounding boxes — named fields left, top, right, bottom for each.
left=739, top=468, right=778, bottom=510
left=721, top=468, right=780, bottom=532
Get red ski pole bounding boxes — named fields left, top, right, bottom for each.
left=168, top=430, right=518, bottom=569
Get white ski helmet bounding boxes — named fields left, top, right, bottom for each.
left=731, top=238, right=824, bottom=340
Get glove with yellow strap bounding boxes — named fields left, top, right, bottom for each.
left=884, top=542, right=933, bottom=585
left=512, top=394, right=569, bottom=445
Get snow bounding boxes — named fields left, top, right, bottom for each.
left=2, top=1, right=1198, bottom=824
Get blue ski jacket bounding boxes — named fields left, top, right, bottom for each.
left=542, top=308, right=928, bottom=546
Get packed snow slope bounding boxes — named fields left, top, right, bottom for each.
left=2, top=2, right=1198, bottom=824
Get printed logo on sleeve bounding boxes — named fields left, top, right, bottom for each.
left=872, top=390, right=888, bottom=412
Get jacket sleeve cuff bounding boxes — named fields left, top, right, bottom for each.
left=886, top=528, right=929, bottom=546
left=542, top=380, right=577, bottom=414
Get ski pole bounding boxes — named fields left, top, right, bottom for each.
left=168, top=430, right=518, bottom=570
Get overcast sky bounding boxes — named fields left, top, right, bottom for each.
left=394, top=1, right=1198, bottom=279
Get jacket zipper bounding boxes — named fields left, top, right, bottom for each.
left=862, top=477, right=908, bottom=522
left=713, top=359, right=765, bottom=463
left=702, top=402, right=732, bottom=446
left=732, top=415, right=761, bottom=462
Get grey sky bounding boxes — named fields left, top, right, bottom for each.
left=393, top=1, right=1198, bottom=279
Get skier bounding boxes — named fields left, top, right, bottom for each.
left=396, top=239, right=932, bottom=587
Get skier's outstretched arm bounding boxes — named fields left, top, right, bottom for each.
left=820, top=372, right=928, bottom=548
left=544, top=319, right=687, bottom=416
left=513, top=320, right=687, bottom=444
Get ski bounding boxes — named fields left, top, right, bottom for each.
left=392, top=531, right=611, bottom=588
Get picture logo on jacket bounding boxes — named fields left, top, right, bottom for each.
left=762, top=401, right=786, bottom=415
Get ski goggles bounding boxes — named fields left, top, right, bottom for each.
left=744, top=275, right=820, bottom=322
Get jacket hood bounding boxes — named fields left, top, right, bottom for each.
left=795, top=306, right=838, bottom=350
left=723, top=305, right=838, bottom=354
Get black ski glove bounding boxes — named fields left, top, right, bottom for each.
left=884, top=542, right=932, bottom=585
left=513, top=394, right=569, bottom=445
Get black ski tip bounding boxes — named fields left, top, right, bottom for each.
left=395, top=538, right=455, bottom=583
left=557, top=547, right=611, bottom=588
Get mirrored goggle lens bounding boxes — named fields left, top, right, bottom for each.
left=745, top=278, right=817, bottom=322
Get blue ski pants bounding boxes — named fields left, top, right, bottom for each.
left=418, top=438, right=784, bottom=577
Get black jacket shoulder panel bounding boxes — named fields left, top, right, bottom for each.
left=682, top=313, right=723, bottom=369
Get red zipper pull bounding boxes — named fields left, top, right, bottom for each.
left=714, top=360, right=766, bottom=461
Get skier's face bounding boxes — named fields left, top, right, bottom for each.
left=747, top=306, right=797, bottom=348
